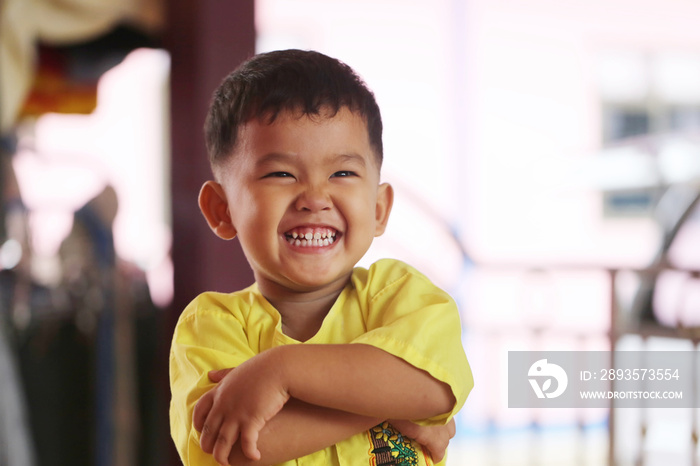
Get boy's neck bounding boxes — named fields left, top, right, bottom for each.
left=258, top=274, right=351, bottom=342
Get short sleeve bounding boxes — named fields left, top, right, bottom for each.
left=350, top=260, right=473, bottom=425
left=169, top=293, right=257, bottom=465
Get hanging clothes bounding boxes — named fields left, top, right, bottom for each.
left=0, top=271, right=37, bottom=466
left=0, top=0, right=163, bottom=134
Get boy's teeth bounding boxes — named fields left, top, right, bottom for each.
left=287, top=236, right=336, bottom=247
left=285, top=227, right=337, bottom=247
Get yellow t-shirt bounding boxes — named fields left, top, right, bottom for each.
left=170, top=258, right=473, bottom=466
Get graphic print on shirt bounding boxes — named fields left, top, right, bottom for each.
left=368, top=422, right=432, bottom=466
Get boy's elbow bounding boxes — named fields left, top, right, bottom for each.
left=435, top=382, right=457, bottom=416
left=420, top=379, right=456, bottom=419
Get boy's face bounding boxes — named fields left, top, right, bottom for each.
left=199, top=107, right=393, bottom=297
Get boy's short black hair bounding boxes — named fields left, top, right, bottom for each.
left=204, top=49, right=383, bottom=168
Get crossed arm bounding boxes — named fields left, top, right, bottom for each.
left=192, top=343, right=456, bottom=465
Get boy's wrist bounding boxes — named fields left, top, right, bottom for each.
left=262, top=345, right=293, bottom=397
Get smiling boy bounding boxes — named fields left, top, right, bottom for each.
left=169, top=49, right=473, bottom=466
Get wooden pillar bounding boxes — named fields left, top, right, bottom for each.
left=162, top=2, right=256, bottom=463
left=167, top=0, right=256, bottom=308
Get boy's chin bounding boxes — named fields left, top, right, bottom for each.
left=284, top=269, right=352, bottom=291
left=289, top=276, right=342, bottom=291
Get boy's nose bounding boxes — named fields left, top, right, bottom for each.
left=295, top=185, right=333, bottom=212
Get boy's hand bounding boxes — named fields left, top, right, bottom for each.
left=193, top=357, right=291, bottom=464
left=389, top=418, right=456, bottom=463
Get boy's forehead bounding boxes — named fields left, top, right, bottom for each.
left=247, top=106, right=366, bottom=135
left=233, top=107, right=380, bottom=167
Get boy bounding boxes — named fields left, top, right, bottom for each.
left=169, top=49, right=473, bottom=466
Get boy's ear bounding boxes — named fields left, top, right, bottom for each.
left=198, top=181, right=237, bottom=240
left=374, top=182, right=394, bottom=237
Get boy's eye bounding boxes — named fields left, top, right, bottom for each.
left=331, top=171, right=357, bottom=178
left=264, top=172, right=294, bottom=178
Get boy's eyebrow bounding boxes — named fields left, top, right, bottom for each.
left=336, top=153, right=367, bottom=167
left=255, top=152, right=293, bottom=167
left=255, top=152, right=368, bottom=167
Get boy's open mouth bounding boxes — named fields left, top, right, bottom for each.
left=284, top=227, right=338, bottom=247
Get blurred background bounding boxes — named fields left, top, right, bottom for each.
left=1, top=0, right=699, bottom=465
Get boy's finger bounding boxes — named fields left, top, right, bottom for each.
left=240, top=425, right=262, bottom=461
left=209, top=368, right=235, bottom=382
left=199, top=413, right=225, bottom=454
left=448, top=418, right=456, bottom=438
left=432, top=448, right=446, bottom=463
left=193, top=392, right=214, bottom=432
left=212, top=424, right=240, bottom=466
